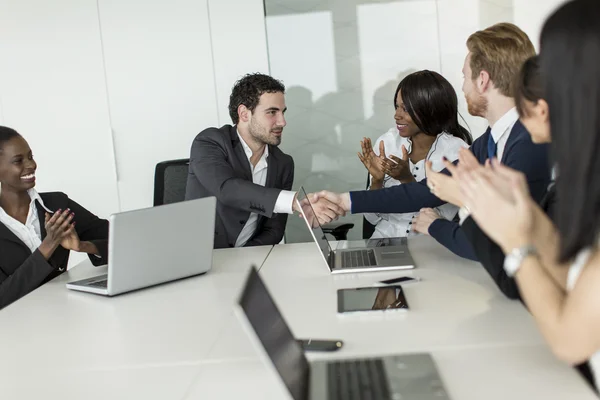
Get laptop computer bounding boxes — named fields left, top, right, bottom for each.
left=66, top=196, right=216, bottom=296
left=235, top=267, right=451, bottom=400
left=296, top=187, right=415, bottom=273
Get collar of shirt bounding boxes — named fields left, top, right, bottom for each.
left=490, top=107, right=519, bottom=144
left=28, top=189, right=52, bottom=212
left=0, top=189, right=53, bottom=253
left=0, top=189, right=53, bottom=221
left=237, top=131, right=269, bottom=173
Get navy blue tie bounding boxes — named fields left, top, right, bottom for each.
left=487, top=128, right=497, bottom=160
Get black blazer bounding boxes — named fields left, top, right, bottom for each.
left=0, top=192, right=108, bottom=309
left=185, top=124, right=294, bottom=249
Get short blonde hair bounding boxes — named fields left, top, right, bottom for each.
left=467, top=23, right=536, bottom=97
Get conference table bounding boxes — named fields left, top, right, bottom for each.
left=0, top=236, right=596, bottom=399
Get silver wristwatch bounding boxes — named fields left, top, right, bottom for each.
left=503, top=245, right=537, bottom=277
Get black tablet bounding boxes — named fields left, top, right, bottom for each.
left=337, top=286, right=409, bottom=314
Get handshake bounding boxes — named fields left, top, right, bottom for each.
left=292, top=191, right=352, bottom=228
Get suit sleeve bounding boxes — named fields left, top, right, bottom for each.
left=189, top=131, right=282, bottom=218
left=428, top=219, right=478, bottom=261
left=350, top=177, right=447, bottom=214
left=462, top=217, right=521, bottom=299
left=246, top=158, right=294, bottom=247
left=67, top=196, right=109, bottom=266
left=0, top=250, right=55, bottom=309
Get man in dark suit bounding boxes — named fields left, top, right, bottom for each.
left=186, top=73, right=341, bottom=249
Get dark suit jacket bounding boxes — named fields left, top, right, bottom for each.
left=0, top=192, right=108, bottom=309
left=185, top=124, right=294, bottom=249
left=349, top=120, right=551, bottom=259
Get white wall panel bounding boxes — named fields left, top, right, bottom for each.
left=208, top=0, right=270, bottom=126
left=514, top=0, right=567, bottom=51
left=437, top=0, right=488, bottom=139
left=98, top=0, right=219, bottom=211
left=0, top=0, right=119, bottom=220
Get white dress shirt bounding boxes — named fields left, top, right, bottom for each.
left=458, top=107, right=520, bottom=224
left=364, top=129, right=469, bottom=238
left=491, top=107, right=519, bottom=161
left=234, top=133, right=296, bottom=247
left=0, top=189, right=53, bottom=253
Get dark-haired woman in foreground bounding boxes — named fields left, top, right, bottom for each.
left=0, top=126, right=108, bottom=309
left=358, top=70, right=472, bottom=239
left=453, top=0, right=600, bottom=387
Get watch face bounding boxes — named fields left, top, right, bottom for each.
left=504, top=254, right=520, bottom=277
left=504, top=246, right=536, bottom=277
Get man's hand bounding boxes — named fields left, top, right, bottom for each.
left=294, top=191, right=348, bottom=228
left=412, top=208, right=441, bottom=236
left=311, top=196, right=346, bottom=226
left=311, top=191, right=351, bottom=213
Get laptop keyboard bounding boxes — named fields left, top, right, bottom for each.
left=341, top=249, right=377, bottom=268
left=88, top=279, right=108, bottom=289
left=327, top=358, right=390, bottom=400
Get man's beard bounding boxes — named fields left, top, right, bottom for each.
left=466, top=92, right=488, bottom=118
left=249, top=118, right=282, bottom=146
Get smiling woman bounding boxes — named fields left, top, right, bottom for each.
left=0, top=126, right=109, bottom=309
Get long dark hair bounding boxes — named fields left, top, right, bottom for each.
left=514, top=55, right=543, bottom=117
left=394, top=70, right=473, bottom=145
left=540, top=0, right=600, bottom=262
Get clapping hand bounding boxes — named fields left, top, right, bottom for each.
left=38, top=208, right=75, bottom=259
left=457, top=162, right=535, bottom=252
left=358, top=138, right=387, bottom=181
left=426, top=148, right=481, bottom=207
left=382, top=145, right=414, bottom=183
left=47, top=211, right=82, bottom=251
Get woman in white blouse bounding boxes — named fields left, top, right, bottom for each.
left=358, top=70, right=472, bottom=238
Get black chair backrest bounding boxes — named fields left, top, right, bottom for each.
left=362, top=172, right=376, bottom=239
left=153, top=158, right=190, bottom=206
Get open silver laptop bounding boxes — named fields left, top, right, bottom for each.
left=235, top=267, right=451, bottom=400
left=296, top=187, right=415, bottom=273
left=66, top=197, right=216, bottom=296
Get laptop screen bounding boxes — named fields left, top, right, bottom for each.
left=296, top=187, right=334, bottom=263
left=239, top=267, right=310, bottom=400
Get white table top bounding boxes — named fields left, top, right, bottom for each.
left=205, top=237, right=546, bottom=362
left=0, top=245, right=273, bottom=377
left=193, top=237, right=595, bottom=399
left=0, top=237, right=596, bottom=400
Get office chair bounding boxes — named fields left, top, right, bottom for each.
left=153, top=158, right=190, bottom=206
left=322, top=221, right=354, bottom=241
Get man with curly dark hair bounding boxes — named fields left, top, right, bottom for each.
left=186, top=73, right=342, bottom=249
